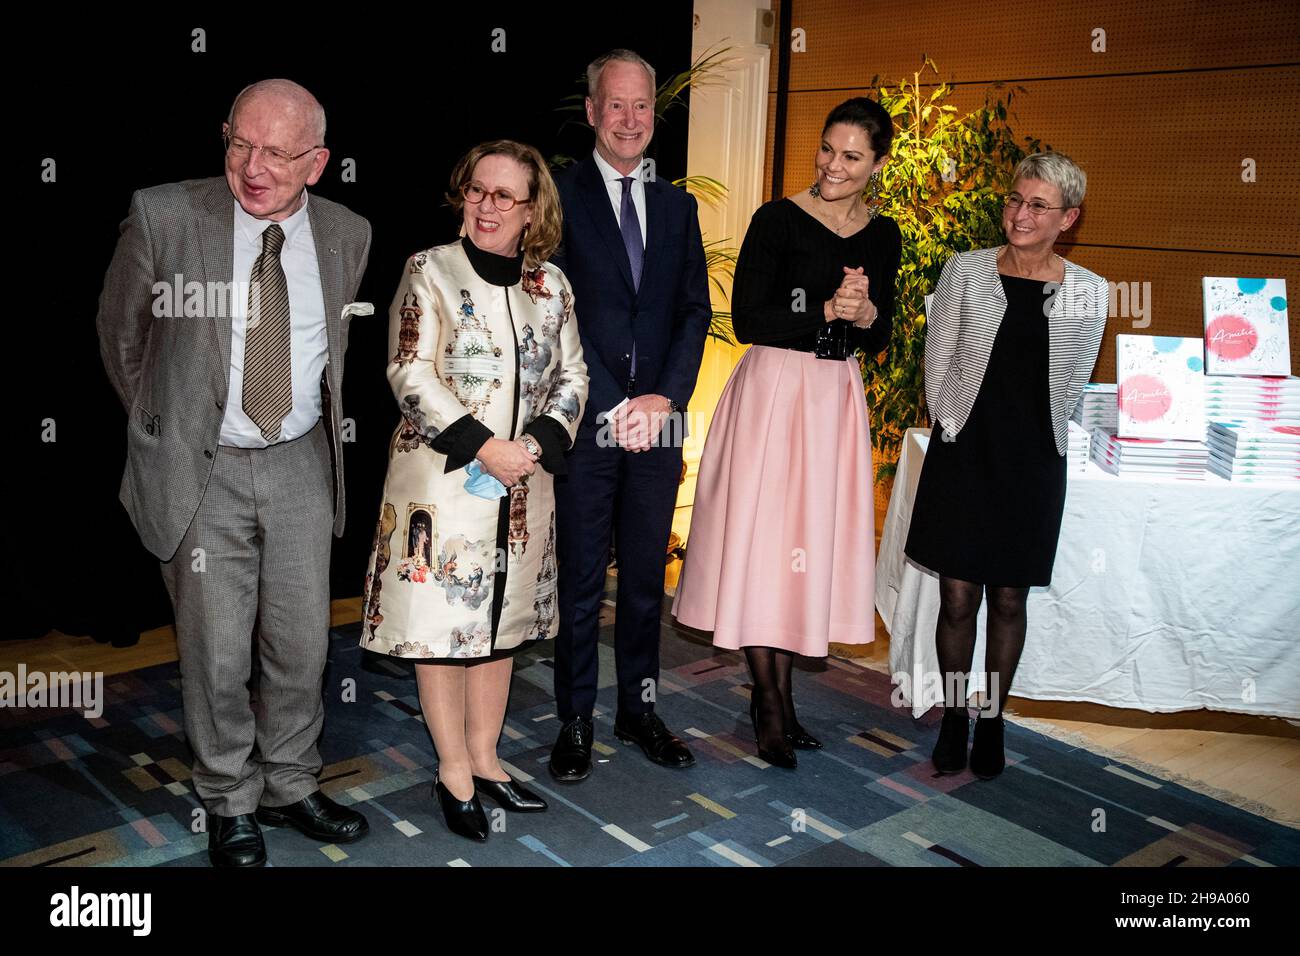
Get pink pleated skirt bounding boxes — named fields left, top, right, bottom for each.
left=671, top=345, right=876, bottom=656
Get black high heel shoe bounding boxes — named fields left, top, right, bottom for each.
left=784, top=720, right=823, bottom=751
left=433, top=772, right=489, bottom=842
left=473, top=774, right=548, bottom=812
left=750, top=692, right=797, bottom=769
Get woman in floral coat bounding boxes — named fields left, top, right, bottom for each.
left=360, top=140, right=588, bottom=841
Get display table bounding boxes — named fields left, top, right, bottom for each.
left=876, top=428, right=1300, bottom=719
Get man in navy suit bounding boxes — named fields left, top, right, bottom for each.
left=549, top=49, right=711, bottom=781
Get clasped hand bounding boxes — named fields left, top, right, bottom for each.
left=824, top=266, right=877, bottom=328
left=477, top=437, right=538, bottom=487
left=610, top=394, right=673, bottom=453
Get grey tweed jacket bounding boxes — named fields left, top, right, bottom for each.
left=924, top=246, right=1108, bottom=456
left=97, top=177, right=372, bottom=561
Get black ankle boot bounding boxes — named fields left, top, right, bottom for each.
left=931, top=707, right=970, bottom=774
left=969, top=713, right=1005, bottom=779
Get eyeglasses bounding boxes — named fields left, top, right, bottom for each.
left=224, top=132, right=321, bottom=170
left=461, top=182, right=531, bottom=212
left=1005, top=194, right=1067, bottom=216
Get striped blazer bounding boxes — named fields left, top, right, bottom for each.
left=924, top=246, right=1108, bottom=456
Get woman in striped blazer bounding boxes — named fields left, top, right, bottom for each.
left=904, top=152, right=1108, bottom=780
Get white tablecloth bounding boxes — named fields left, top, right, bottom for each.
left=876, top=428, right=1300, bottom=719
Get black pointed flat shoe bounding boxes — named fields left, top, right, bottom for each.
left=433, top=774, right=489, bottom=842
left=473, top=774, right=548, bottom=812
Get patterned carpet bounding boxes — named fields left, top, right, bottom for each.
left=3, top=606, right=1299, bottom=868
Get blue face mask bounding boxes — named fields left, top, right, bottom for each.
left=464, top=460, right=507, bottom=499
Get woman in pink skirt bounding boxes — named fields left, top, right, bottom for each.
left=672, top=98, right=901, bottom=768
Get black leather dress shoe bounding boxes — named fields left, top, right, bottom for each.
left=433, top=774, right=489, bottom=842
left=208, top=813, right=266, bottom=867
left=473, top=775, right=548, bottom=812
left=614, top=712, right=695, bottom=769
left=549, top=716, right=594, bottom=782
left=256, top=790, right=369, bottom=843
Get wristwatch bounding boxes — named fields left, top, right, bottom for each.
left=518, top=434, right=541, bottom=458
left=667, top=399, right=681, bottom=415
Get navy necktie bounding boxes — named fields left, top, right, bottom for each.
left=619, top=176, right=643, bottom=385
left=619, top=176, right=643, bottom=289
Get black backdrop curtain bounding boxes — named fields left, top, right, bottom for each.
left=9, top=9, right=694, bottom=642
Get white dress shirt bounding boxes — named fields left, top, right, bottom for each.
left=221, top=194, right=329, bottom=447
left=591, top=149, right=648, bottom=426
left=591, top=148, right=647, bottom=247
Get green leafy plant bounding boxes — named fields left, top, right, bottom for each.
left=862, top=57, right=1048, bottom=479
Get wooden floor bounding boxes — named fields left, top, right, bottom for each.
left=5, top=589, right=1298, bottom=830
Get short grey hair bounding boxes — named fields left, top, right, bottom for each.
left=1012, top=151, right=1086, bottom=208
left=227, top=78, right=327, bottom=146
left=586, top=49, right=656, bottom=102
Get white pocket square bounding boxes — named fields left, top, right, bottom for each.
left=342, top=301, right=375, bottom=319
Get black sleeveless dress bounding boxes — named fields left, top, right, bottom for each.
left=904, top=274, right=1066, bottom=587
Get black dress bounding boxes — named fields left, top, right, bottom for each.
left=904, top=274, right=1066, bottom=587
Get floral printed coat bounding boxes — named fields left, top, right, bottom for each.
left=360, top=240, right=587, bottom=659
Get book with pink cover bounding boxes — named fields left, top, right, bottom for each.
left=1204, top=374, right=1299, bottom=395
left=1202, top=277, right=1290, bottom=375
left=1116, top=335, right=1206, bottom=440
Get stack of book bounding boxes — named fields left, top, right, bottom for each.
left=1204, top=375, right=1300, bottom=427
left=1205, top=422, right=1300, bottom=483
left=1071, top=382, right=1118, bottom=432
left=1067, top=420, right=1091, bottom=472
left=1090, top=428, right=1209, bottom=480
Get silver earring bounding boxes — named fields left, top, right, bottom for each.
left=809, top=182, right=820, bottom=199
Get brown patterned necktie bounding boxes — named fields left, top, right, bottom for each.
left=242, top=223, right=292, bottom=442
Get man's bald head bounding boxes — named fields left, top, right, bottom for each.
left=227, top=79, right=326, bottom=146
left=222, top=79, right=330, bottom=221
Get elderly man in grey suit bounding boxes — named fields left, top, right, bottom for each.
left=97, top=79, right=371, bottom=867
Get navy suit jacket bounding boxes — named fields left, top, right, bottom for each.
left=552, top=156, right=711, bottom=437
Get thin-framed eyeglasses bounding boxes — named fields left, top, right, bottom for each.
left=224, top=132, right=321, bottom=169
left=1005, top=193, right=1067, bottom=216
left=462, top=182, right=531, bottom=212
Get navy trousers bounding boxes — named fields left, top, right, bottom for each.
left=553, top=431, right=682, bottom=722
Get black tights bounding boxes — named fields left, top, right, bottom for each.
left=744, top=647, right=801, bottom=749
left=935, top=576, right=1028, bottom=717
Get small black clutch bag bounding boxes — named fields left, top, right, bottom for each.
left=814, top=320, right=850, bottom=360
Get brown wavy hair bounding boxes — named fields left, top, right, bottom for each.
left=446, top=140, right=563, bottom=269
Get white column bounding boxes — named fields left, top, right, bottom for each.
left=675, top=0, right=773, bottom=543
